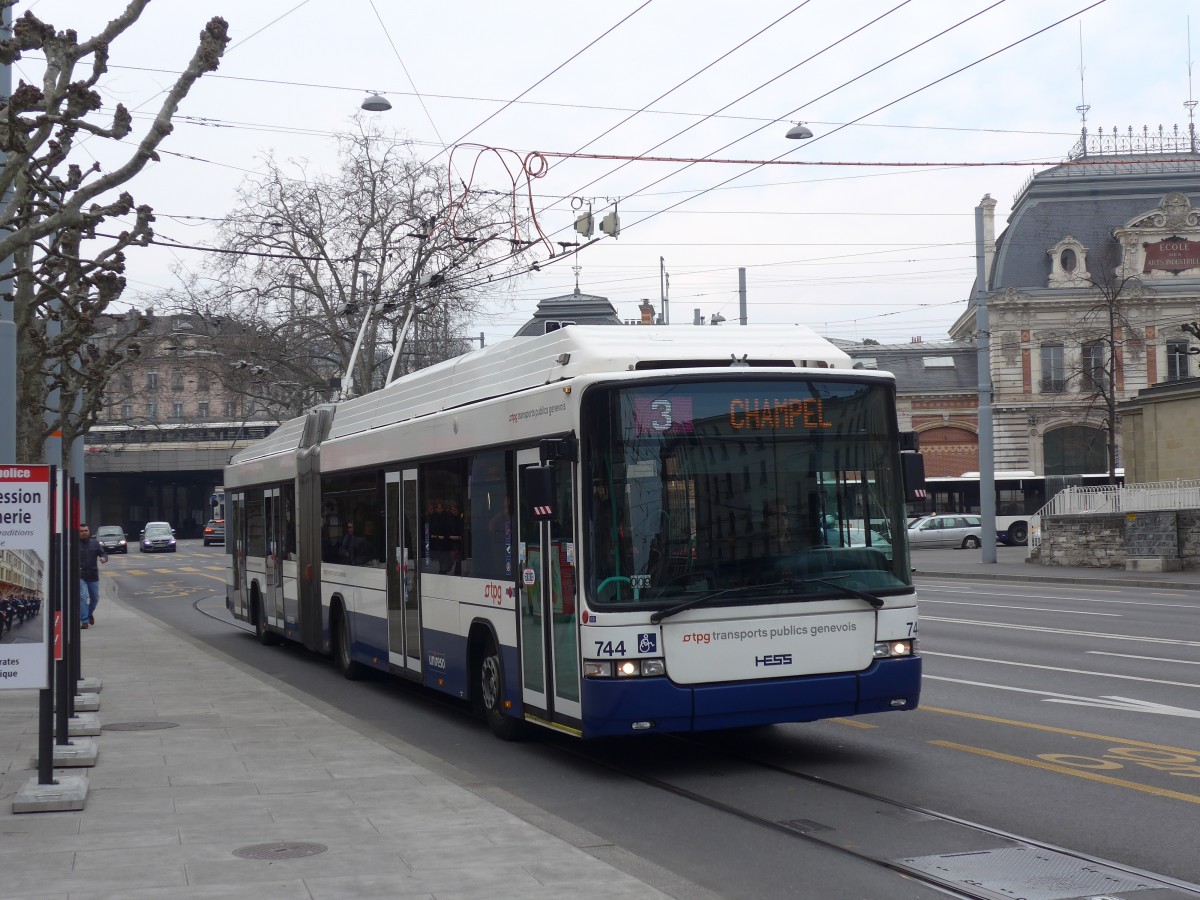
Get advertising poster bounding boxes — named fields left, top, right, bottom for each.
left=0, top=465, right=51, bottom=690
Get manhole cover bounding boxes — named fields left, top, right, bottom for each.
left=233, top=842, right=328, bottom=860
left=899, top=847, right=1157, bottom=900
left=101, top=721, right=180, bottom=731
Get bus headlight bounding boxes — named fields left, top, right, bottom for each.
left=584, top=658, right=666, bottom=678
left=873, top=639, right=915, bottom=658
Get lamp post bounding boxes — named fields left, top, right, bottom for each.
left=974, top=195, right=997, bottom=563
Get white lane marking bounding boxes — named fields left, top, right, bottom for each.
left=921, top=599, right=1121, bottom=616
left=920, top=584, right=1199, bottom=609
left=1088, top=651, right=1200, bottom=667
left=923, top=651, right=1200, bottom=689
left=923, top=616, right=1200, bottom=647
left=917, top=577, right=1124, bottom=595
left=925, top=675, right=1200, bottom=718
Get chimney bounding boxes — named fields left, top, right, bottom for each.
left=639, top=299, right=655, bottom=325
left=911, top=336, right=923, bottom=344
left=980, top=193, right=997, bottom=291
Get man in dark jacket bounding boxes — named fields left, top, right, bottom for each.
left=79, top=524, right=108, bottom=628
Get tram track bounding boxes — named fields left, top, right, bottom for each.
left=554, top=732, right=1200, bottom=900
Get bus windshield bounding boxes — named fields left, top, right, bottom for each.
left=582, top=378, right=912, bottom=606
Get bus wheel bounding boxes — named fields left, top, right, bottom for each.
left=962, top=535, right=981, bottom=550
left=1009, top=521, right=1028, bottom=544
left=253, top=592, right=279, bottom=646
left=479, top=637, right=521, bottom=741
left=333, top=606, right=364, bottom=681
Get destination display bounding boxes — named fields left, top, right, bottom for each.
left=626, top=381, right=869, bottom=438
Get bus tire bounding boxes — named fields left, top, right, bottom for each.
left=478, top=636, right=522, bottom=741
left=252, top=590, right=279, bottom=646
left=1009, top=521, right=1028, bottom=544
left=332, top=604, right=364, bottom=681
left=962, top=535, right=981, bottom=550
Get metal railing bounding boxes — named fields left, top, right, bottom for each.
left=1037, top=480, right=1200, bottom=517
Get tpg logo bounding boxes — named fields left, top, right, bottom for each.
left=755, top=653, right=793, bottom=667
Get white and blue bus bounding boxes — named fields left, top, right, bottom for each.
left=224, top=326, right=923, bottom=739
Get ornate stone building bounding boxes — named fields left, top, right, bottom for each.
left=940, top=129, right=1200, bottom=477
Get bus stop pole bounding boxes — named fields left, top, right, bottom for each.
left=975, top=197, right=997, bottom=564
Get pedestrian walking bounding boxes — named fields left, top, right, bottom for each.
left=79, top=524, right=108, bottom=629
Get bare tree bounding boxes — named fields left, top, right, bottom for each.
left=174, top=118, right=523, bottom=404
left=1042, top=239, right=1142, bottom=484
left=0, top=1, right=229, bottom=463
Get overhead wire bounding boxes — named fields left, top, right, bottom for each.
left=438, top=0, right=1010, bottom=294
left=445, top=1, right=1104, bottom=299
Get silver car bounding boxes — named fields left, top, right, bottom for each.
left=907, top=514, right=984, bottom=549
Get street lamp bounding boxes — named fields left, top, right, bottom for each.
left=785, top=122, right=814, bottom=140
left=361, top=93, right=391, bottom=112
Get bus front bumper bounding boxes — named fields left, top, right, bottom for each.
left=579, top=656, right=921, bottom=738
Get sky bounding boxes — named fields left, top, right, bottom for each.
left=12, top=0, right=1200, bottom=346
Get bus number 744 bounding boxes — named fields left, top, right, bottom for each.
left=594, top=641, right=626, bottom=656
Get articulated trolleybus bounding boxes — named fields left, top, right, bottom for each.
left=224, top=326, right=923, bottom=739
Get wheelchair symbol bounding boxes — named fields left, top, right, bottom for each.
left=638, top=633, right=657, bottom=653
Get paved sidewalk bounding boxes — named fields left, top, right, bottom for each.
left=0, top=595, right=695, bottom=900
left=911, top=544, right=1200, bottom=590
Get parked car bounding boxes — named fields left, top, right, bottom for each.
left=139, top=521, right=177, bottom=553
left=203, top=519, right=225, bottom=546
left=907, top=514, right=986, bottom=549
left=95, top=525, right=128, bottom=554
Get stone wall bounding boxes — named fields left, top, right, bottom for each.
left=1038, top=509, right=1200, bottom=569
left=1037, top=514, right=1128, bottom=568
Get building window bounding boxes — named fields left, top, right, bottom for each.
left=121, top=403, right=133, bottom=419
left=147, top=401, right=158, bottom=420
left=1060, top=248, right=1077, bottom=272
left=225, top=400, right=238, bottom=418
left=1167, top=340, right=1190, bottom=381
left=122, top=373, right=133, bottom=391
left=198, top=401, right=209, bottom=418
left=172, top=401, right=184, bottom=418
left=172, top=370, right=184, bottom=391
left=197, top=373, right=211, bottom=392
left=1040, top=343, right=1064, bottom=392
left=1081, top=340, right=1105, bottom=392
left=146, top=372, right=158, bottom=391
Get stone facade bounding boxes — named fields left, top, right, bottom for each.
left=947, top=137, right=1200, bottom=479
left=1119, top=377, right=1200, bottom=482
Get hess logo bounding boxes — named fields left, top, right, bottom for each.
left=755, top=653, right=792, bottom=667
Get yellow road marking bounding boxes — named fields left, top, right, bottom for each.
left=931, top=741, right=1200, bottom=805
left=152, top=568, right=175, bottom=574
left=179, top=567, right=200, bottom=573
left=831, top=717, right=877, bottom=729
left=922, top=705, right=1200, bottom=755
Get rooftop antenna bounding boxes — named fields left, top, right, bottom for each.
left=1187, top=17, right=1197, bottom=152
left=1076, top=22, right=1090, bottom=155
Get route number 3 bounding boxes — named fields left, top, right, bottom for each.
left=649, top=399, right=672, bottom=432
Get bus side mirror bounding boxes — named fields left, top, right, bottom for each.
left=901, top=452, right=926, bottom=504
left=524, top=466, right=556, bottom=521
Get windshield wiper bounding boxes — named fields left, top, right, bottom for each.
left=796, top=576, right=884, bottom=609
left=649, top=581, right=791, bottom=624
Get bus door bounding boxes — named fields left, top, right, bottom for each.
left=263, top=487, right=284, bottom=628
left=516, top=449, right=582, bottom=726
left=230, top=491, right=246, bottom=620
left=385, top=469, right=422, bottom=675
